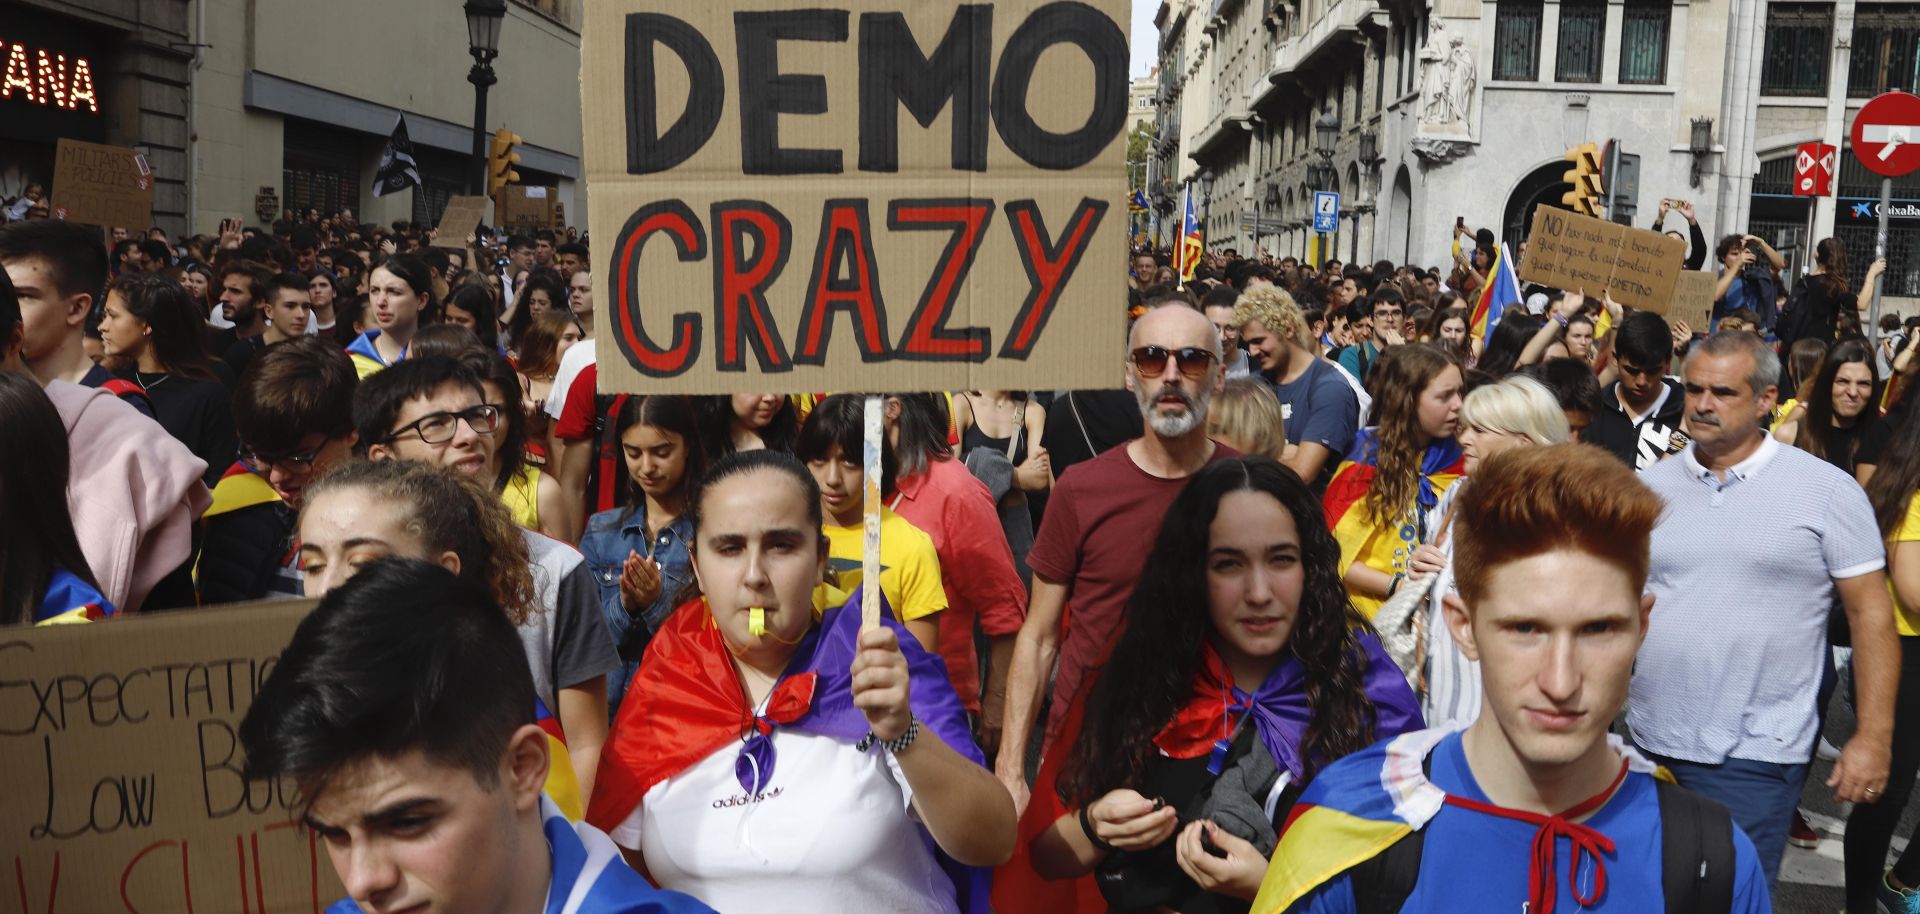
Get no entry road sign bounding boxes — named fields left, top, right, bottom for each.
left=1852, top=91, right=1920, bottom=177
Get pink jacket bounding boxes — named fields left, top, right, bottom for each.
left=46, top=381, right=211, bottom=612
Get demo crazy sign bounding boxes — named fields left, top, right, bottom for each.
left=0, top=601, right=342, bottom=914
left=582, top=0, right=1131, bottom=394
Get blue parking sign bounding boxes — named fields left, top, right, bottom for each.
left=1313, top=192, right=1340, bottom=233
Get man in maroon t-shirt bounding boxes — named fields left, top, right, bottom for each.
left=993, top=302, right=1236, bottom=812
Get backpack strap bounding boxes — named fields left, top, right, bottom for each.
left=1349, top=827, right=1425, bottom=914
left=1347, top=751, right=1436, bottom=914
left=97, top=377, right=154, bottom=414
left=1655, top=778, right=1735, bottom=914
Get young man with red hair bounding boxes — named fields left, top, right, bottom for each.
left=1253, top=444, right=1768, bottom=914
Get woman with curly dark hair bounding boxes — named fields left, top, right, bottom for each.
left=1008, top=457, right=1422, bottom=912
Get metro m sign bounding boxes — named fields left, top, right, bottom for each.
left=1794, top=142, right=1836, bottom=197
left=581, top=0, right=1131, bottom=395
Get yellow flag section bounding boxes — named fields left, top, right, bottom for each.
left=580, top=0, right=1130, bottom=396
left=1320, top=430, right=1466, bottom=618
left=0, top=599, right=346, bottom=913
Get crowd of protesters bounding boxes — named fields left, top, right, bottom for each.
left=5, top=197, right=1918, bottom=914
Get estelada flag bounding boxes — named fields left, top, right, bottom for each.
left=1176, top=184, right=1203, bottom=282
left=1321, top=429, right=1466, bottom=619
left=589, top=588, right=991, bottom=913
left=1468, top=243, right=1523, bottom=350
left=1248, top=727, right=1669, bottom=914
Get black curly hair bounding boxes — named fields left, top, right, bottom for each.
left=1057, top=456, right=1383, bottom=808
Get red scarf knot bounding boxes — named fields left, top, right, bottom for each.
left=751, top=672, right=817, bottom=736
left=1441, top=759, right=1629, bottom=914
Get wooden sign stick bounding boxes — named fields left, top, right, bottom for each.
left=862, top=394, right=884, bottom=631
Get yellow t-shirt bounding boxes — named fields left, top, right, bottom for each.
left=502, top=464, right=543, bottom=531
left=815, top=508, right=947, bottom=623
left=1770, top=398, right=1801, bottom=433
left=1891, top=493, right=1920, bottom=637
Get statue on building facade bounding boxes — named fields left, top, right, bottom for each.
left=1417, top=22, right=1476, bottom=131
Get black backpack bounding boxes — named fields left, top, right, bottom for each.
left=1348, top=777, right=1734, bottom=914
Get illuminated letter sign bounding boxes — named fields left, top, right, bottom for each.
left=0, top=39, right=99, bottom=113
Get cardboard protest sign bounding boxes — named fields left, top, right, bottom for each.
left=1660, top=271, right=1717, bottom=332
left=0, top=600, right=344, bottom=913
left=581, top=0, right=1131, bottom=394
left=433, top=194, right=492, bottom=248
left=497, top=185, right=556, bottom=229
left=51, top=138, right=153, bottom=230
left=1520, top=207, right=1688, bottom=314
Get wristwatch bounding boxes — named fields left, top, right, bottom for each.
left=857, top=716, right=920, bottom=754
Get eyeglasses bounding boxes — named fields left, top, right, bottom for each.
left=1129, top=345, right=1219, bottom=380
left=239, top=442, right=328, bottom=476
left=386, top=404, right=501, bottom=446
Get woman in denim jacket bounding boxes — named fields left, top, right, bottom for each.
left=578, top=395, right=708, bottom=718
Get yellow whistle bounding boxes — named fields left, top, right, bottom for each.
left=748, top=607, right=768, bottom=637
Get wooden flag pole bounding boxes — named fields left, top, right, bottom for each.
left=862, top=394, right=884, bottom=630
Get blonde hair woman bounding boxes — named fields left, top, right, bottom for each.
left=1207, top=377, right=1288, bottom=459
left=1399, top=375, right=1570, bottom=726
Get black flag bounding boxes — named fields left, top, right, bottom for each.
left=372, top=114, right=422, bottom=197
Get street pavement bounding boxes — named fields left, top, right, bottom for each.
left=1772, top=664, right=1917, bottom=914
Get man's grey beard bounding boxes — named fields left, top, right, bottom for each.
left=1137, top=383, right=1211, bottom=438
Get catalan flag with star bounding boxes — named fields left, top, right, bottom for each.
left=1321, top=429, right=1466, bottom=619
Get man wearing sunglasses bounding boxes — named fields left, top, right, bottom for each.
left=353, top=355, right=501, bottom=478
left=995, top=301, right=1237, bottom=813
left=199, top=337, right=360, bottom=604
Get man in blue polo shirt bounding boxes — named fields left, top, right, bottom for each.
left=1257, top=444, right=1768, bottom=914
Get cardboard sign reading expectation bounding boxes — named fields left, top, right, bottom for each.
left=580, top=0, right=1131, bottom=394
left=1520, top=207, right=1689, bottom=314
left=0, top=600, right=342, bottom=914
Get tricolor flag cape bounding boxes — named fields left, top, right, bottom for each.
left=1249, top=726, right=1667, bottom=914
left=588, top=587, right=990, bottom=913
left=1321, top=429, right=1466, bottom=619
left=991, top=635, right=1423, bottom=914
left=1468, top=242, right=1523, bottom=350
left=326, top=795, right=711, bottom=914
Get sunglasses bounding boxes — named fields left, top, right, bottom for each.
left=1129, top=345, right=1218, bottom=380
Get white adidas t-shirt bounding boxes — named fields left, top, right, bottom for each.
left=611, top=727, right=959, bottom=914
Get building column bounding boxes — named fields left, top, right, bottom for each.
left=1716, top=0, right=1766, bottom=234
left=1813, top=0, right=1858, bottom=248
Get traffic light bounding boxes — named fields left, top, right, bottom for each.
left=488, top=129, right=523, bottom=198
left=1561, top=143, right=1604, bottom=217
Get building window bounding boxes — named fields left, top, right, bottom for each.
left=1619, top=0, right=1671, bottom=84
left=1493, top=0, right=1544, bottom=80
left=1556, top=0, right=1606, bottom=82
left=1761, top=3, right=1833, bottom=96
left=1850, top=4, right=1920, bottom=97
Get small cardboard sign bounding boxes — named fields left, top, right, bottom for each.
left=0, top=600, right=344, bottom=913
left=1520, top=207, right=1688, bottom=314
left=433, top=195, right=492, bottom=248
left=497, top=186, right=557, bottom=229
left=580, top=0, right=1131, bottom=395
left=1657, top=270, right=1717, bottom=332
left=51, top=138, right=154, bottom=230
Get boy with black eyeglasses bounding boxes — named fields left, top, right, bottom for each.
left=199, top=336, right=360, bottom=604
left=353, top=354, right=501, bottom=478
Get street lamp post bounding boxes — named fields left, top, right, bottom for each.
left=1313, top=109, right=1339, bottom=269
left=465, top=0, right=509, bottom=196
left=1198, top=169, right=1216, bottom=255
